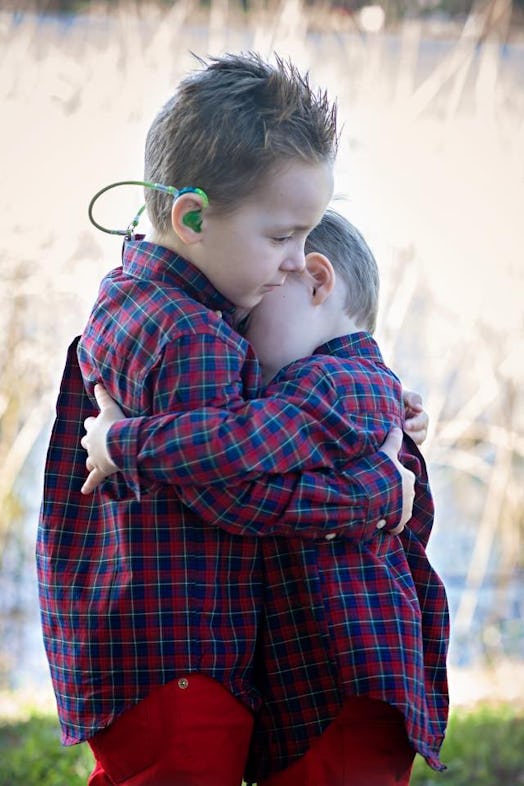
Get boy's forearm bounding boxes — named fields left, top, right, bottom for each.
left=192, top=451, right=404, bottom=540
left=110, top=448, right=404, bottom=541
left=99, top=335, right=404, bottom=538
left=105, top=336, right=394, bottom=488
left=107, top=378, right=391, bottom=489
left=107, top=403, right=374, bottom=487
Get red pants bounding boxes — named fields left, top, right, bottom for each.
left=87, top=675, right=254, bottom=786
left=259, top=697, right=415, bottom=786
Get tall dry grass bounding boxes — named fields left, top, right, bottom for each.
left=0, top=0, right=522, bottom=685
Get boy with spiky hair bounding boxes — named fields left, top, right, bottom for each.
left=37, top=53, right=415, bottom=786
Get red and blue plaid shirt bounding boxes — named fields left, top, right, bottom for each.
left=244, top=335, right=449, bottom=778
left=36, top=240, right=405, bottom=748
left=108, top=330, right=449, bottom=777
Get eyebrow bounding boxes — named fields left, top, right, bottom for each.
left=271, top=223, right=315, bottom=233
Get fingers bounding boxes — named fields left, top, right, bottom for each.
left=381, top=426, right=403, bottom=456
left=80, top=469, right=98, bottom=494
left=400, top=467, right=416, bottom=529
left=93, top=383, right=116, bottom=410
left=94, top=384, right=125, bottom=421
left=404, top=410, right=429, bottom=446
left=379, top=427, right=416, bottom=535
left=83, top=387, right=118, bottom=425
left=81, top=468, right=105, bottom=495
left=403, top=389, right=423, bottom=411
left=81, top=457, right=110, bottom=493
left=406, top=411, right=428, bottom=430
left=380, top=425, right=416, bottom=536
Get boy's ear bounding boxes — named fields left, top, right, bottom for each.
left=305, top=252, right=335, bottom=305
left=171, top=192, right=207, bottom=243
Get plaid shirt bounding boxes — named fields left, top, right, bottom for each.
left=36, top=240, right=404, bottom=747
left=244, top=335, right=449, bottom=779
left=94, top=327, right=449, bottom=776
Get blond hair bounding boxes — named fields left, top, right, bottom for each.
left=305, top=210, right=379, bottom=333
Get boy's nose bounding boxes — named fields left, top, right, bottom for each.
left=280, top=252, right=305, bottom=273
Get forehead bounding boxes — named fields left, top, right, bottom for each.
left=246, top=159, right=334, bottom=225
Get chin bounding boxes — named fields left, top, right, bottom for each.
left=241, top=294, right=263, bottom=309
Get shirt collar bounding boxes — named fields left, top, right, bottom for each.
left=315, top=331, right=385, bottom=364
left=122, top=238, right=236, bottom=321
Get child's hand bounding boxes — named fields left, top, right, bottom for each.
left=80, top=384, right=122, bottom=495
left=380, top=427, right=415, bottom=535
left=402, top=389, right=429, bottom=445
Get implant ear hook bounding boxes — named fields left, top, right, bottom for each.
left=88, top=180, right=208, bottom=239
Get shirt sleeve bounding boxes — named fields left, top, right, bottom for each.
left=104, top=339, right=405, bottom=539
left=108, top=338, right=396, bottom=486
left=172, top=452, right=404, bottom=541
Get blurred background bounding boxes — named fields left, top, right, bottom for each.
left=0, top=0, right=523, bottom=738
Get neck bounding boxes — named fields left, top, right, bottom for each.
left=260, top=317, right=366, bottom=387
left=146, top=229, right=188, bottom=259
left=318, top=311, right=363, bottom=351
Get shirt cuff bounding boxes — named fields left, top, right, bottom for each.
left=355, top=451, right=404, bottom=535
left=107, top=417, right=146, bottom=501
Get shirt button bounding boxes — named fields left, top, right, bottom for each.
left=325, top=532, right=336, bottom=541
left=215, top=310, right=223, bottom=318
left=177, top=677, right=189, bottom=689
left=376, top=518, right=387, bottom=530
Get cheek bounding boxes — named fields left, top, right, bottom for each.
left=247, top=318, right=279, bottom=357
